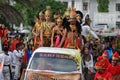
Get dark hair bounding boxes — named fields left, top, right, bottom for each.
left=2, top=44, right=8, bottom=52
left=62, top=17, right=82, bottom=34
left=16, top=42, right=23, bottom=49
left=76, top=10, right=83, bottom=19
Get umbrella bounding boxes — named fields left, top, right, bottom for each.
left=19, top=29, right=30, bottom=34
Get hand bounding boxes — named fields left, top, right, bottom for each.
left=97, top=76, right=104, bottom=80
left=50, top=44, right=54, bottom=47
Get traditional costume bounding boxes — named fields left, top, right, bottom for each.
left=51, top=17, right=64, bottom=47
left=32, top=11, right=44, bottom=48
left=97, top=55, right=110, bottom=69
left=40, top=6, right=55, bottom=47
left=64, top=8, right=83, bottom=49
left=94, top=61, right=112, bottom=80
left=108, top=51, right=120, bottom=76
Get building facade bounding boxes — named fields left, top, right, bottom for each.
left=56, top=0, right=120, bottom=29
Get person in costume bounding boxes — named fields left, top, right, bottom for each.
left=81, top=14, right=100, bottom=43
left=108, top=51, right=120, bottom=76
left=63, top=8, right=83, bottom=49
left=40, top=6, right=55, bottom=47
left=32, top=11, right=45, bottom=48
left=11, top=35, right=20, bottom=51
left=1, top=44, right=12, bottom=80
left=13, top=43, right=24, bottom=80
left=96, top=55, right=110, bottom=69
left=94, top=61, right=112, bottom=80
left=0, top=24, right=9, bottom=46
left=51, top=17, right=65, bottom=47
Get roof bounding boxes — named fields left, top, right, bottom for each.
left=33, top=47, right=81, bottom=56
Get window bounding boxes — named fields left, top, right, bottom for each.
left=29, top=52, right=77, bottom=72
left=116, top=3, right=120, bottom=11
left=83, top=2, right=88, bottom=11
left=72, top=0, right=75, bottom=8
left=116, top=22, right=120, bottom=29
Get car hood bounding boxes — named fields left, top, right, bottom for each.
left=25, top=69, right=81, bottom=80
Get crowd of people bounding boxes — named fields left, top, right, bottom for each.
left=0, top=5, right=120, bottom=80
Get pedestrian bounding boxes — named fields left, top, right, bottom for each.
left=82, top=46, right=95, bottom=80
left=13, top=43, right=24, bottom=80
left=1, top=44, right=12, bottom=80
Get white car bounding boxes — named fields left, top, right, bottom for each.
left=23, top=47, right=82, bottom=80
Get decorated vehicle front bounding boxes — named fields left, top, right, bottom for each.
left=24, top=47, right=82, bottom=80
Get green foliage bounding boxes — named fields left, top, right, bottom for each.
left=13, top=0, right=67, bottom=26
left=96, top=0, right=109, bottom=12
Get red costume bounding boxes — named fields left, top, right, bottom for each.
left=94, top=70, right=112, bottom=80
left=94, top=60, right=112, bottom=80
left=97, top=55, right=110, bottom=68
left=108, top=51, right=120, bottom=76
left=63, top=9, right=82, bottom=49
left=0, top=29, right=2, bottom=38
left=11, top=39, right=19, bottom=51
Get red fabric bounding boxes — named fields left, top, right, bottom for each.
left=22, top=52, right=27, bottom=63
left=11, top=39, right=19, bottom=51
left=94, top=70, right=112, bottom=80
left=108, top=64, right=120, bottom=76
left=102, top=50, right=108, bottom=57
left=97, top=56, right=110, bottom=68
left=64, top=38, right=69, bottom=48
left=112, top=51, right=119, bottom=59
left=3, top=39, right=8, bottom=45
left=0, top=30, right=2, bottom=38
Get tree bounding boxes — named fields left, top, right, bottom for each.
left=0, top=0, right=23, bottom=26
left=96, top=0, right=109, bottom=12
left=13, top=0, right=67, bottom=26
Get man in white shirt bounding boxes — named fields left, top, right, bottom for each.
left=13, top=43, right=24, bottom=80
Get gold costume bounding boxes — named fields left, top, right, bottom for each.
left=41, top=22, right=54, bottom=47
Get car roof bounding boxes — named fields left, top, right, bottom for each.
left=33, top=47, right=80, bottom=56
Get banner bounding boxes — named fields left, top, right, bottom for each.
left=26, top=70, right=81, bottom=80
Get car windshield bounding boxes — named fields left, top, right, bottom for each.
left=29, top=52, right=78, bottom=72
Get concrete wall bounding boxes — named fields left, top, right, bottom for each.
left=56, top=0, right=120, bottom=28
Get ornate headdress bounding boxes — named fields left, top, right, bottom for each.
left=45, top=6, right=51, bottom=16
left=102, top=50, right=108, bottom=57
left=57, top=17, right=63, bottom=22
left=69, top=8, right=76, bottom=18
left=39, top=11, right=44, bottom=16
left=112, top=51, right=119, bottom=60
left=63, top=8, right=71, bottom=18
left=95, top=61, right=107, bottom=70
